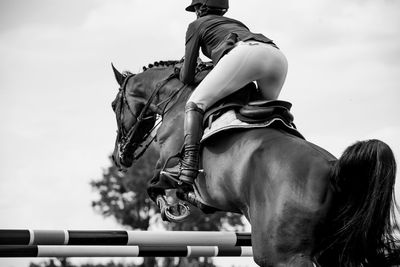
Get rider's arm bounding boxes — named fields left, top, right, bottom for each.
left=180, top=22, right=200, bottom=84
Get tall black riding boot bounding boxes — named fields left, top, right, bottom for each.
left=178, top=102, right=204, bottom=184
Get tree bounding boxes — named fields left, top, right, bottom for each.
left=91, top=145, right=160, bottom=230
left=29, top=258, right=74, bottom=267
left=30, top=260, right=142, bottom=267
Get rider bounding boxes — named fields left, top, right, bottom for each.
left=169, top=0, right=288, bottom=184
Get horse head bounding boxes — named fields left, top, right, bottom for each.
left=110, top=61, right=181, bottom=169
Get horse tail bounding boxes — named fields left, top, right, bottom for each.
left=320, top=139, right=399, bottom=266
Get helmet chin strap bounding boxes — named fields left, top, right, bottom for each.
left=195, top=9, right=201, bottom=17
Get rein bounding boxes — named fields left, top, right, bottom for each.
left=124, top=63, right=213, bottom=161
left=118, top=71, right=186, bottom=163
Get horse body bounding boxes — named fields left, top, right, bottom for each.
left=198, top=128, right=334, bottom=211
left=190, top=128, right=334, bottom=265
left=111, top=63, right=399, bottom=267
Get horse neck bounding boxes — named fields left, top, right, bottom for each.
left=155, top=79, right=193, bottom=154
left=157, top=78, right=191, bottom=114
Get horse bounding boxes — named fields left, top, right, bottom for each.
left=110, top=60, right=399, bottom=267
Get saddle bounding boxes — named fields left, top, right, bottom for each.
left=202, top=83, right=303, bottom=140
left=185, top=61, right=300, bottom=138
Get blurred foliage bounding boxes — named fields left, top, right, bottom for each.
left=29, top=259, right=224, bottom=267
left=29, top=259, right=142, bottom=267
left=91, top=145, right=160, bottom=230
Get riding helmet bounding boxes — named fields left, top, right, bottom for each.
left=185, top=0, right=229, bottom=12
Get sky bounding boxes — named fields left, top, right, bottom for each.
left=0, top=0, right=399, bottom=266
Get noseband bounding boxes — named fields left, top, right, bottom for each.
left=115, top=72, right=181, bottom=166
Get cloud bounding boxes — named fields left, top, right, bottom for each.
left=0, top=0, right=105, bottom=32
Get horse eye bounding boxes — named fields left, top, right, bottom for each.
left=111, top=101, right=117, bottom=111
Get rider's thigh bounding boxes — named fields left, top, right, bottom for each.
left=188, top=42, right=288, bottom=110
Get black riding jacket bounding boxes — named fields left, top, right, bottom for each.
left=180, top=15, right=276, bottom=84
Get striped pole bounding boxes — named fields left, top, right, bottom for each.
left=0, top=230, right=251, bottom=247
left=0, top=245, right=253, bottom=258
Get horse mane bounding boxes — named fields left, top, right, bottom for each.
left=119, top=60, right=180, bottom=78
left=122, top=60, right=212, bottom=85
left=141, top=60, right=213, bottom=74
left=142, top=60, right=180, bottom=72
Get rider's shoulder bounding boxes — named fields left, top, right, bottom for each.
left=187, top=15, right=213, bottom=31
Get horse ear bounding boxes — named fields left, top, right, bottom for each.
left=111, top=63, right=125, bottom=86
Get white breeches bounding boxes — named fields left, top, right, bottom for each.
left=188, top=40, right=288, bottom=111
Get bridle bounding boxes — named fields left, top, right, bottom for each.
left=115, top=71, right=185, bottom=167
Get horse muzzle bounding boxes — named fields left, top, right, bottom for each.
left=112, top=142, right=134, bottom=170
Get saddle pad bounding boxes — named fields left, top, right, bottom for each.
left=201, top=109, right=303, bottom=143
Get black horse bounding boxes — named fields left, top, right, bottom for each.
left=111, top=61, right=399, bottom=267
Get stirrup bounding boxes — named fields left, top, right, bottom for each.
left=156, top=195, right=191, bottom=222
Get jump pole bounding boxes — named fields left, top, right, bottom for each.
left=0, top=245, right=253, bottom=258
left=0, top=229, right=251, bottom=247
